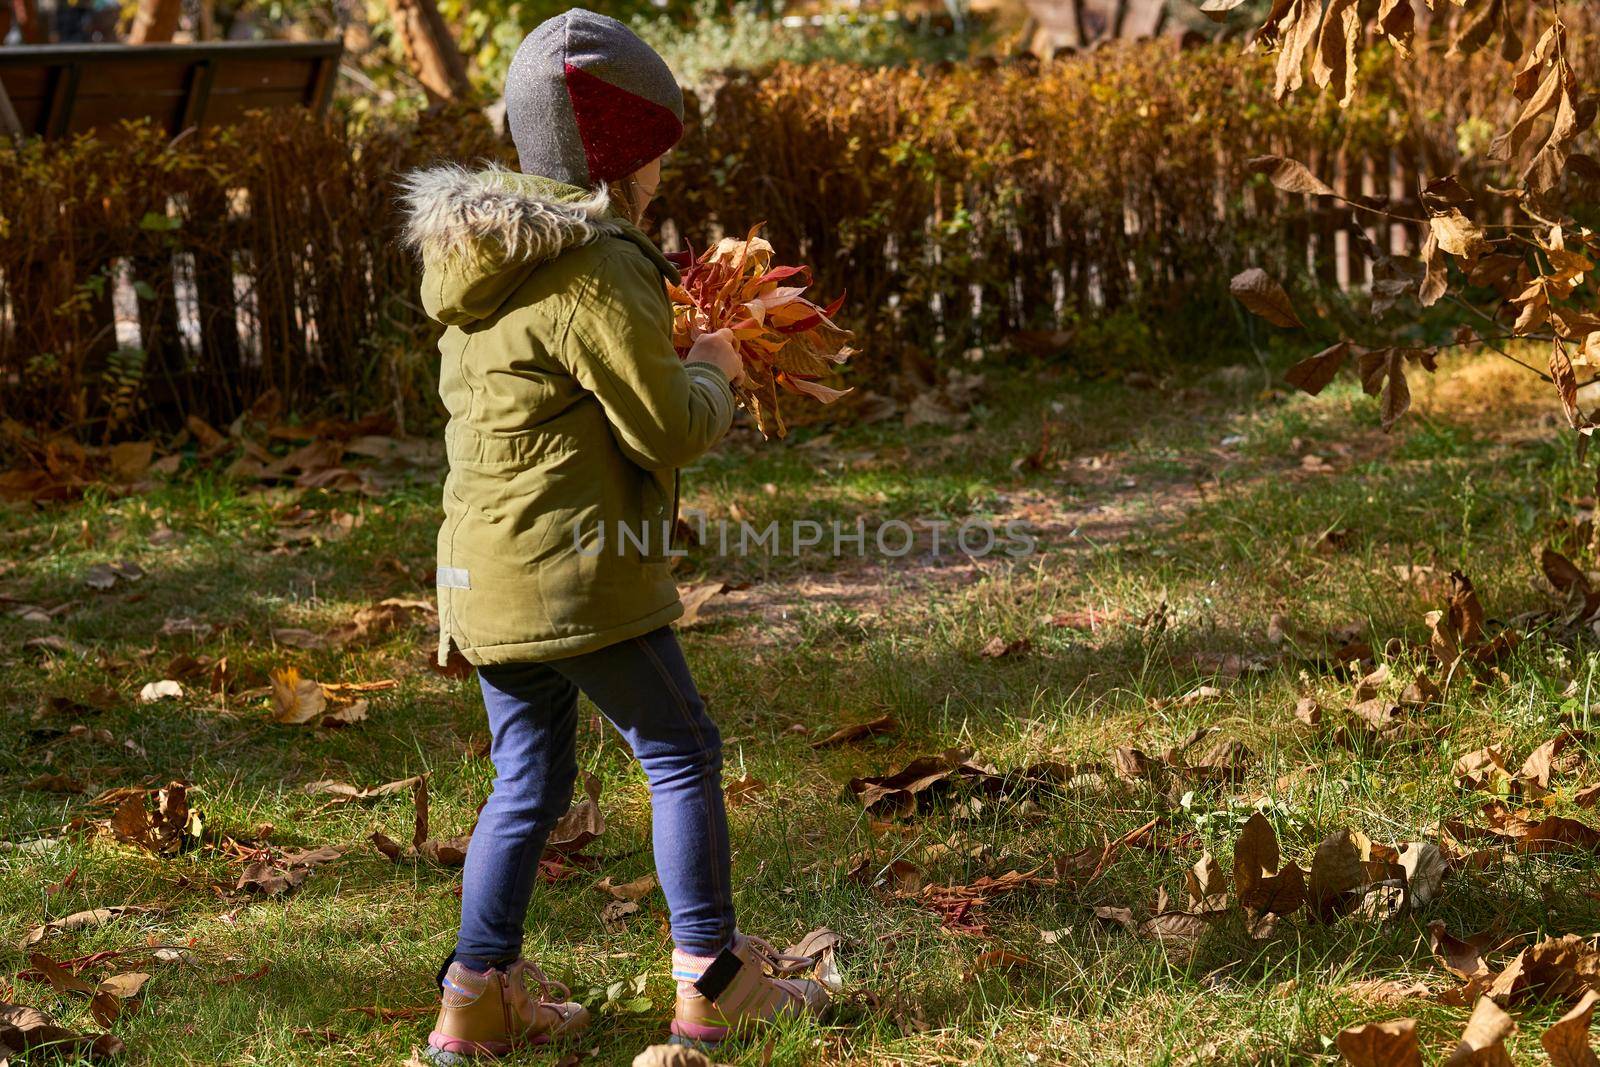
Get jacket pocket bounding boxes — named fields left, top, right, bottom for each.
left=636, top=468, right=673, bottom=563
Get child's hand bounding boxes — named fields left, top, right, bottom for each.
left=687, top=329, right=745, bottom=386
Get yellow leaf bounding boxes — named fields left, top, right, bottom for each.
left=270, top=667, right=326, bottom=725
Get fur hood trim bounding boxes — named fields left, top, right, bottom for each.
left=399, top=164, right=624, bottom=267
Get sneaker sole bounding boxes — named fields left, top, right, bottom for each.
left=668, top=1032, right=727, bottom=1053
left=425, top=1031, right=549, bottom=1062
left=422, top=1046, right=480, bottom=1067
left=668, top=1017, right=734, bottom=1050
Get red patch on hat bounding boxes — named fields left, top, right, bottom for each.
left=563, top=63, right=683, bottom=185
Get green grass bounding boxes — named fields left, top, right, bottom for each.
left=3, top=352, right=1599, bottom=1065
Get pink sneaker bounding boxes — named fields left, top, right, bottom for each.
left=670, top=932, right=830, bottom=1047
left=426, top=959, right=589, bottom=1062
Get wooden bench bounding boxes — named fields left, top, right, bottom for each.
left=0, top=40, right=341, bottom=140
left=1020, top=0, right=1180, bottom=52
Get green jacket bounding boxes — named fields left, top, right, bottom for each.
left=402, top=166, right=734, bottom=664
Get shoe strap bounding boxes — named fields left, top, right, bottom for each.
left=742, top=934, right=818, bottom=978
left=507, top=958, right=571, bottom=1005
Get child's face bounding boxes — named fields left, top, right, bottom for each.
left=630, top=156, right=663, bottom=213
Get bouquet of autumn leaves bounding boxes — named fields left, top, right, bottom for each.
left=667, top=225, right=854, bottom=438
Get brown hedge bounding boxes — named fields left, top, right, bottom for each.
left=0, top=40, right=1538, bottom=438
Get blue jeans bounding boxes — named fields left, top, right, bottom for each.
left=451, top=627, right=735, bottom=969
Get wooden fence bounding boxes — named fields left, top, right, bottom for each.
left=0, top=38, right=1542, bottom=438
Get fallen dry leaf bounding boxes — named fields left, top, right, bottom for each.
left=1455, top=746, right=1513, bottom=794
left=785, top=927, right=843, bottom=993
left=963, top=949, right=1037, bottom=982
left=319, top=678, right=399, bottom=697
left=633, top=1045, right=714, bottom=1067
left=596, top=874, right=657, bottom=902
left=236, top=846, right=342, bottom=896
left=304, top=776, right=422, bottom=801
left=1521, top=731, right=1588, bottom=791
left=271, top=627, right=327, bottom=650
left=88, top=971, right=151, bottom=1028
left=84, top=561, right=144, bottom=591
left=26, top=773, right=87, bottom=794
left=0, top=1001, right=124, bottom=1061
left=109, top=783, right=202, bottom=855
left=1185, top=852, right=1231, bottom=913
left=370, top=830, right=404, bottom=862
left=21, top=906, right=160, bottom=948
left=324, top=598, right=437, bottom=648
left=546, top=772, right=604, bottom=854
left=1344, top=979, right=1432, bottom=1006
left=1150, top=685, right=1225, bottom=711
left=677, top=583, right=727, bottom=629
left=1486, top=935, right=1600, bottom=1006
left=980, top=636, right=1032, bottom=659
left=809, top=714, right=899, bottom=749
left=1294, top=697, right=1325, bottom=726
left=319, top=699, right=369, bottom=729
left=1480, top=803, right=1600, bottom=854
left=1396, top=841, right=1447, bottom=906
left=28, top=952, right=94, bottom=996
left=920, top=870, right=1055, bottom=934
left=1139, top=911, right=1220, bottom=957
left=1354, top=663, right=1392, bottom=702
left=1543, top=988, right=1600, bottom=1067
left=1234, top=812, right=1307, bottom=916
left=269, top=668, right=325, bottom=725
left=1400, top=672, right=1444, bottom=707
left=1429, top=921, right=1500, bottom=980
left=849, top=855, right=926, bottom=895
left=600, top=898, right=640, bottom=933
left=1336, top=1017, right=1422, bottom=1067
left=845, top=750, right=967, bottom=819
left=1093, top=905, right=1136, bottom=932
left=1308, top=827, right=1370, bottom=920
left=723, top=775, right=766, bottom=808
left=1185, top=737, right=1255, bottom=785
left=1445, top=996, right=1516, bottom=1065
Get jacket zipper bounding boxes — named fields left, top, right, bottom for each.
left=669, top=470, right=681, bottom=553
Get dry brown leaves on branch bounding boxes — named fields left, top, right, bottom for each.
left=1226, top=0, right=1600, bottom=441
left=668, top=225, right=854, bottom=439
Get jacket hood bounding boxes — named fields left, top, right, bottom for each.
left=400, top=165, right=678, bottom=325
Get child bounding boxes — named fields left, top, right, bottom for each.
left=401, top=9, right=828, bottom=1061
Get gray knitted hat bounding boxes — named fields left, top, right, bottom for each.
left=504, top=8, right=684, bottom=188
